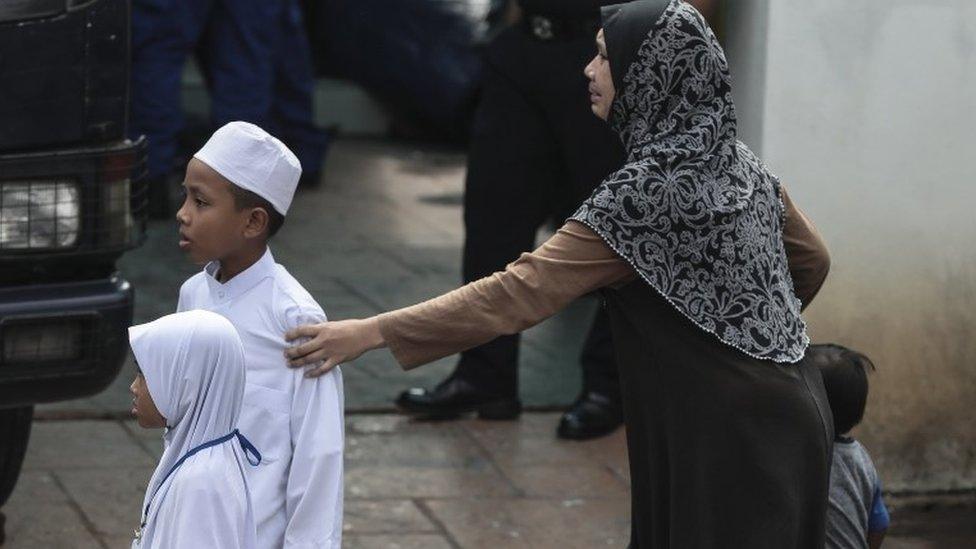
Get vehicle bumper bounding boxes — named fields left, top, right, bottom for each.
left=0, top=275, right=133, bottom=408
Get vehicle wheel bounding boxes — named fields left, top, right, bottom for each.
left=0, top=406, right=33, bottom=519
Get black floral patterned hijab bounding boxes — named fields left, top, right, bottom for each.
left=572, top=0, right=809, bottom=362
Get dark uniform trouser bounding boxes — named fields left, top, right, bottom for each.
left=455, top=26, right=625, bottom=398
left=130, top=0, right=326, bottom=179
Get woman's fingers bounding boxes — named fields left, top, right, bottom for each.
left=285, top=342, right=320, bottom=364
left=287, top=347, right=329, bottom=368
left=284, top=323, right=322, bottom=343
left=304, top=357, right=341, bottom=378
left=285, top=330, right=327, bottom=362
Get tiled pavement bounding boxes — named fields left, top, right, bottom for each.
left=4, top=416, right=974, bottom=548
left=5, top=414, right=631, bottom=548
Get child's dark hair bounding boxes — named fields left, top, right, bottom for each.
left=810, top=343, right=876, bottom=436
left=229, top=185, right=285, bottom=238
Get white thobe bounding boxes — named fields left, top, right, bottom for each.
left=178, top=248, right=344, bottom=548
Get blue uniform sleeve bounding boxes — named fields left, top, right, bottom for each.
left=868, top=482, right=890, bottom=532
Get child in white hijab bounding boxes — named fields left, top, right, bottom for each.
left=128, top=310, right=261, bottom=549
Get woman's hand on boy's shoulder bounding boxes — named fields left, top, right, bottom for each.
left=284, top=317, right=385, bottom=377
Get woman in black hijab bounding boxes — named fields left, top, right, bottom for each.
left=285, top=1, right=834, bottom=546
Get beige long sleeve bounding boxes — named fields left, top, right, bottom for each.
left=378, top=189, right=830, bottom=370
left=780, top=185, right=831, bottom=308
left=377, top=221, right=632, bottom=369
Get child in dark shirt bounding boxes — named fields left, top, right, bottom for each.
left=813, top=343, right=889, bottom=549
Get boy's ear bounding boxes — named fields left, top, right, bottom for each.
left=243, top=207, right=270, bottom=239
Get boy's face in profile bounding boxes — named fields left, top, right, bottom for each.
left=130, top=365, right=166, bottom=429
left=176, top=158, right=252, bottom=265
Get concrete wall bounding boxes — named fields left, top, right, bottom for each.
left=725, top=0, right=976, bottom=492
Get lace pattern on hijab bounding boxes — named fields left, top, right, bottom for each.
left=571, top=0, right=808, bottom=362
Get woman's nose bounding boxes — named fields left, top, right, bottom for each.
left=584, top=58, right=597, bottom=79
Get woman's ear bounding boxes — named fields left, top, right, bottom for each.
left=244, top=207, right=270, bottom=239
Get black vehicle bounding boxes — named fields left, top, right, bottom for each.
left=0, top=0, right=146, bottom=539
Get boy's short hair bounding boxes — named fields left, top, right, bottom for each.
left=810, top=343, right=876, bottom=436
left=229, top=184, right=285, bottom=238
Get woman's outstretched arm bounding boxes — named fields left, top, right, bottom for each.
left=284, top=221, right=633, bottom=376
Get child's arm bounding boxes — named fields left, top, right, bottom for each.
left=283, top=307, right=344, bottom=548
left=867, top=483, right=890, bottom=549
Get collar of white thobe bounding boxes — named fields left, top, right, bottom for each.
left=204, top=247, right=275, bottom=304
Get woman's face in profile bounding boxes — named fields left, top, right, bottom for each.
left=584, top=29, right=615, bottom=120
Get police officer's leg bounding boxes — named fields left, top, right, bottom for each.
left=267, top=0, right=329, bottom=186
left=129, top=0, right=212, bottom=217
left=561, top=125, right=624, bottom=411
left=460, top=68, right=557, bottom=394
left=546, top=36, right=626, bottom=438
left=396, top=57, right=557, bottom=420
left=197, top=0, right=281, bottom=129
left=578, top=307, right=620, bottom=398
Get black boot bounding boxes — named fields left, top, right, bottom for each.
left=396, top=375, right=522, bottom=420
left=556, top=391, right=623, bottom=440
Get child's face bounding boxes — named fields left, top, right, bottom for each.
left=130, top=367, right=166, bottom=429
left=175, top=158, right=253, bottom=265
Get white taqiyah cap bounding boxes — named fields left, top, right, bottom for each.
left=193, top=121, right=301, bottom=215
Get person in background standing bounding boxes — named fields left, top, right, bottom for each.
left=130, top=0, right=329, bottom=219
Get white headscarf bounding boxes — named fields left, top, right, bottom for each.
left=129, top=310, right=258, bottom=549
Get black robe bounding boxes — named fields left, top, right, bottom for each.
left=606, top=279, right=833, bottom=548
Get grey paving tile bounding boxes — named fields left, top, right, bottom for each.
left=103, top=535, right=138, bottom=549
left=426, top=497, right=630, bottom=549
left=460, top=413, right=612, bottom=469
left=4, top=472, right=102, bottom=548
left=1, top=499, right=102, bottom=549
left=5, top=470, right=66, bottom=504
left=502, top=465, right=629, bottom=499
left=22, top=421, right=155, bottom=470
left=342, top=534, right=454, bottom=549
left=342, top=500, right=436, bottom=535
left=346, top=429, right=486, bottom=469
left=56, top=467, right=154, bottom=539
left=344, top=465, right=516, bottom=499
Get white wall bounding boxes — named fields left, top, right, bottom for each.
left=726, top=0, right=976, bottom=492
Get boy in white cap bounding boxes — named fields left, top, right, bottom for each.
left=175, top=121, right=343, bottom=548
